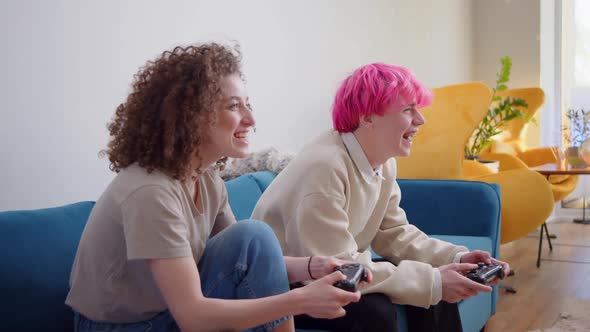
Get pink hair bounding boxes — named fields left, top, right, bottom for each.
left=332, top=63, right=433, bottom=133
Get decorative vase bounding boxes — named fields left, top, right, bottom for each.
left=579, top=139, right=590, bottom=166
left=568, top=146, right=586, bottom=168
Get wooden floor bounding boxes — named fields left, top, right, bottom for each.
left=485, top=220, right=590, bottom=331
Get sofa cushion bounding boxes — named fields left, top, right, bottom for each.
left=225, top=171, right=278, bottom=220
left=225, top=174, right=264, bottom=220
left=0, top=201, right=94, bottom=332
left=248, top=171, right=277, bottom=191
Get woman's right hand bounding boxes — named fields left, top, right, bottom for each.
left=295, top=271, right=361, bottom=319
left=308, top=256, right=373, bottom=287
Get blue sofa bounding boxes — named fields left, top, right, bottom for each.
left=0, top=171, right=501, bottom=332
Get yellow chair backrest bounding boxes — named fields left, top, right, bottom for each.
left=397, top=82, right=492, bottom=179
left=493, top=87, right=545, bottom=154
left=397, top=82, right=554, bottom=244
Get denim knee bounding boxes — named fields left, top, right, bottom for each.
left=233, top=220, right=286, bottom=279
left=197, top=220, right=290, bottom=331
left=232, top=220, right=283, bottom=257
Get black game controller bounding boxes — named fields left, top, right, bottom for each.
left=466, top=262, right=505, bottom=285
left=333, top=263, right=369, bottom=292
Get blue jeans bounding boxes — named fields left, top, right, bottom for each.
left=74, top=220, right=290, bottom=332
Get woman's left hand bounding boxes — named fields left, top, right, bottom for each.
left=308, top=256, right=373, bottom=286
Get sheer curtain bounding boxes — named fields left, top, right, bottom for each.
left=569, top=0, right=590, bottom=111
left=549, top=0, right=590, bottom=211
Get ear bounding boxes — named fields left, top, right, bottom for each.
left=359, top=114, right=374, bottom=129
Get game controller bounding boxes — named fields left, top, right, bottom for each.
left=466, top=262, right=505, bottom=285
left=333, top=263, right=369, bottom=292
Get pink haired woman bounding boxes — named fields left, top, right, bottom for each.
left=253, top=63, right=510, bottom=331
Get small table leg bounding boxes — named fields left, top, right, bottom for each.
left=537, top=224, right=544, bottom=268
left=543, top=223, right=553, bottom=251
left=573, top=196, right=590, bottom=224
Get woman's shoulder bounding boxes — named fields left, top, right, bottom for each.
left=272, top=134, right=352, bottom=192
left=119, top=164, right=178, bottom=185
left=110, top=164, right=183, bottom=200
left=297, top=131, right=350, bottom=167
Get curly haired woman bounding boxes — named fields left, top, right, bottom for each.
left=65, top=43, right=367, bottom=332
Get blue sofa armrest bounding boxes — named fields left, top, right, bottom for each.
left=0, top=201, right=95, bottom=332
left=397, top=179, right=501, bottom=258
left=397, top=179, right=502, bottom=331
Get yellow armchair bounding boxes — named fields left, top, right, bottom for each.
left=397, top=82, right=554, bottom=244
left=483, top=87, right=578, bottom=202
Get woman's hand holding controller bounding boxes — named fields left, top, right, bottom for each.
left=294, top=271, right=361, bottom=319
left=308, top=256, right=373, bottom=287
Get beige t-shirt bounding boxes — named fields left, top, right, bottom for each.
left=66, top=164, right=235, bottom=323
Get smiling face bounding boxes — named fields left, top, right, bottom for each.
left=199, top=74, right=255, bottom=165
left=355, top=102, right=426, bottom=168
left=372, top=103, right=425, bottom=157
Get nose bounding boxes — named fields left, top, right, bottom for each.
left=414, top=109, right=426, bottom=126
left=242, top=106, right=256, bottom=128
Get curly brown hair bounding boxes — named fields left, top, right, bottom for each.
left=105, top=43, right=242, bottom=180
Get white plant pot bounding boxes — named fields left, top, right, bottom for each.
left=480, top=160, right=500, bottom=173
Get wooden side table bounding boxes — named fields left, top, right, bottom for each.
left=530, top=164, right=590, bottom=267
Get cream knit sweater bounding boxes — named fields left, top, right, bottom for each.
left=252, top=131, right=467, bottom=308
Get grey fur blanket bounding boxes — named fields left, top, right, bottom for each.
left=220, top=147, right=295, bottom=181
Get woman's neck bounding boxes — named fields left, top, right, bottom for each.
left=352, top=130, right=385, bottom=169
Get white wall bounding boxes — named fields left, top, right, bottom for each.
left=0, top=0, right=473, bottom=210
left=472, top=0, right=541, bottom=88
left=472, top=0, right=541, bottom=147
left=540, top=0, right=559, bottom=147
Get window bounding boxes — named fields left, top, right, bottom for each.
left=551, top=0, right=590, bottom=212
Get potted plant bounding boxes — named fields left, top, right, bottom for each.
left=465, top=56, right=528, bottom=161
left=465, top=56, right=530, bottom=162
left=563, top=108, right=590, bottom=167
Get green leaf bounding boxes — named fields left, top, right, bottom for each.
left=512, top=98, right=528, bottom=107
left=465, top=55, right=537, bottom=158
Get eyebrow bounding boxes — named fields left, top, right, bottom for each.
left=226, top=96, right=249, bottom=103
left=225, top=96, right=240, bottom=102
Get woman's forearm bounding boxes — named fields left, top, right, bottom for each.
left=151, top=256, right=358, bottom=331
left=151, top=256, right=302, bottom=332
left=187, top=290, right=304, bottom=331
left=284, top=256, right=312, bottom=283
left=284, top=256, right=335, bottom=283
